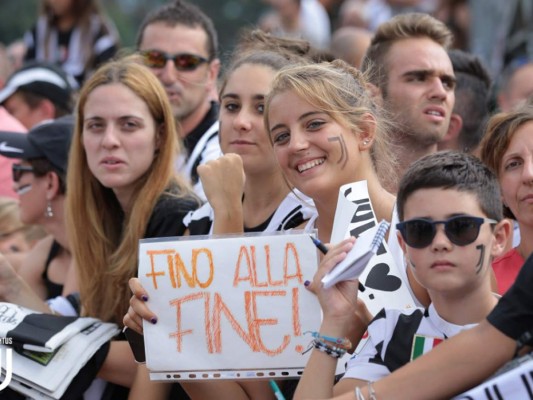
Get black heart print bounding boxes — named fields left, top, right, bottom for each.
left=364, top=263, right=402, bottom=292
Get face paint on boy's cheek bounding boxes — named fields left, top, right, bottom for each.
left=328, top=135, right=348, bottom=168
left=475, top=244, right=485, bottom=274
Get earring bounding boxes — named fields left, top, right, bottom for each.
left=363, top=139, right=370, bottom=145
left=45, top=200, right=54, bottom=218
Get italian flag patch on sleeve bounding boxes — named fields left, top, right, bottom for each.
left=410, top=334, right=443, bottom=361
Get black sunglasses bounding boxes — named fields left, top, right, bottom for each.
left=12, top=164, right=34, bottom=182
left=140, top=50, right=209, bottom=71
left=396, top=215, right=497, bottom=249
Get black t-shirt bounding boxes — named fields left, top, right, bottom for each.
left=91, top=187, right=199, bottom=400
left=144, top=189, right=200, bottom=238
left=487, top=253, right=533, bottom=344
left=42, top=240, right=64, bottom=299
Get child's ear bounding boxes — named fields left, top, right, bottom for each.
left=490, top=219, right=513, bottom=258
left=397, top=230, right=408, bottom=256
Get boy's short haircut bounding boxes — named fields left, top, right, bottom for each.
left=396, top=151, right=503, bottom=222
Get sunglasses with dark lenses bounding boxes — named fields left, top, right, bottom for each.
left=396, top=215, right=497, bottom=249
left=140, top=50, right=209, bottom=71
left=12, top=164, right=34, bottom=182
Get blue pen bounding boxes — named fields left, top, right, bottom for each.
left=309, top=235, right=366, bottom=292
left=269, top=380, right=286, bottom=400
left=309, top=235, right=329, bottom=254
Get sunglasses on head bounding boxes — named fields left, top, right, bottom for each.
left=12, top=164, right=34, bottom=182
left=140, top=50, right=209, bottom=71
left=396, top=215, right=497, bottom=249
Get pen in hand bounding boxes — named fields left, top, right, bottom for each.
left=310, top=235, right=329, bottom=254
left=309, top=235, right=366, bottom=292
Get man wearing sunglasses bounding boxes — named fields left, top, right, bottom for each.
left=136, top=0, right=221, bottom=201
left=298, top=151, right=512, bottom=399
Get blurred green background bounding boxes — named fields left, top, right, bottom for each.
left=0, top=0, right=269, bottom=64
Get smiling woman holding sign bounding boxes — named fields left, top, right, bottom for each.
left=263, top=60, right=417, bottom=397
left=66, top=57, right=200, bottom=398
left=264, top=60, right=397, bottom=248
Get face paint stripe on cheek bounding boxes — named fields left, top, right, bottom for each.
left=475, top=244, right=485, bottom=274
left=327, top=135, right=348, bottom=168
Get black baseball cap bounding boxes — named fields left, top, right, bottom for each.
left=0, top=62, right=74, bottom=112
left=0, top=115, right=74, bottom=174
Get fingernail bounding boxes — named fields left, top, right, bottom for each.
left=150, top=317, right=158, bottom=325
left=141, top=294, right=149, bottom=301
left=304, top=280, right=310, bottom=287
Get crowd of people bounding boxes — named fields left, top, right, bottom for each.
left=0, top=0, right=532, bottom=399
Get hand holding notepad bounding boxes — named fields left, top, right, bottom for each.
left=321, top=220, right=390, bottom=289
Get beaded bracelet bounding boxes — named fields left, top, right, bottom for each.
left=312, top=338, right=346, bottom=358
left=303, top=331, right=352, bottom=350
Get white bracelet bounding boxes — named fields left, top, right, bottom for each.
left=368, top=381, right=377, bottom=400
left=355, top=387, right=366, bottom=400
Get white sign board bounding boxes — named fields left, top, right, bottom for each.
left=453, top=354, right=533, bottom=400
left=138, top=232, right=321, bottom=381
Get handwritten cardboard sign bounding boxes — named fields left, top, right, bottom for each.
left=138, top=232, right=321, bottom=380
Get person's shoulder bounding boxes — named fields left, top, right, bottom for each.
left=185, top=203, right=214, bottom=222
left=271, top=191, right=316, bottom=231
left=29, top=234, right=55, bottom=256
left=155, top=186, right=201, bottom=213
left=145, top=190, right=200, bottom=239
left=374, top=306, right=423, bottom=320
left=368, top=306, right=425, bottom=336
left=18, top=234, right=55, bottom=275
left=494, top=247, right=523, bottom=265
left=199, top=120, right=220, bottom=152
left=183, top=203, right=214, bottom=235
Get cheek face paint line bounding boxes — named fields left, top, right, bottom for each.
left=328, top=135, right=348, bottom=168
left=475, top=244, right=485, bottom=274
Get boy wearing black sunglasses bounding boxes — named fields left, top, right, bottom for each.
left=297, top=151, right=512, bottom=398
left=338, top=151, right=511, bottom=391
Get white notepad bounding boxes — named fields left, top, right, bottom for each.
left=321, top=220, right=390, bottom=288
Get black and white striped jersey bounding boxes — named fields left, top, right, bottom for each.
left=343, top=304, right=477, bottom=382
